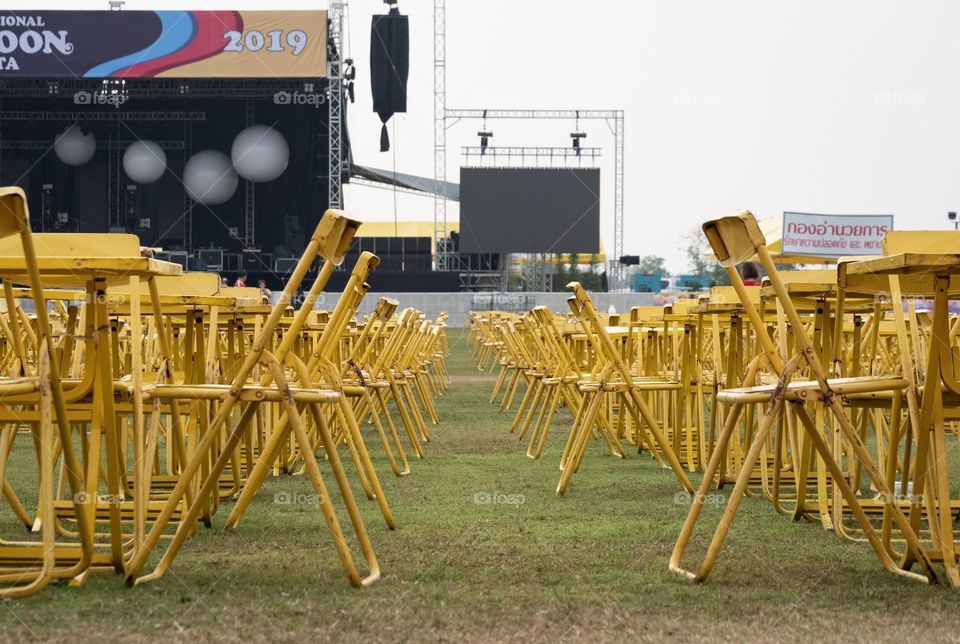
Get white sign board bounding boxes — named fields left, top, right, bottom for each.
left=780, top=212, right=894, bottom=257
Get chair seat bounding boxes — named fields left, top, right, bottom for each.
left=139, top=383, right=340, bottom=404
left=578, top=377, right=683, bottom=392
left=717, top=375, right=908, bottom=404
left=0, top=378, right=40, bottom=397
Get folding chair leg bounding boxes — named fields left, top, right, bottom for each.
left=374, top=387, right=416, bottom=466
left=509, top=377, right=536, bottom=432
left=359, top=390, right=410, bottom=476
left=388, top=380, right=424, bottom=458
left=490, top=365, right=508, bottom=404
left=0, top=348, right=55, bottom=599
left=503, top=371, right=523, bottom=410
left=517, top=381, right=545, bottom=441
left=527, top=385, right=560, bottom=459
left=310, top=365, right=395, bottom=530
left=557, top=389, right=605, bottom=495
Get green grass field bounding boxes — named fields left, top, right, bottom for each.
left=1, top=331, right=959, bottom=642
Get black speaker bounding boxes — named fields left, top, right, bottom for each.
left=380, top=255, right=402, bottom=271
left=283, top=214, right=301, bottom=252
left=408, top=255, right=431, bottom=271
left=370, top=7, right=409, bottom=152
left=75, top=160, right=108, bottom=232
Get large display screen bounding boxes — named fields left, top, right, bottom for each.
left=459, top=167, right=600, bottom=254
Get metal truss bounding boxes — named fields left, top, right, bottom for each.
left=0, top=111, right=206, bottom=121
left=0, top=78, right=326, bottom=99
left=461, top=146, right=601, bottom=167
left=244, top=99, right=256, bottom=247
left=437, top=107, right=626, bottom=289
left=1, top=140, right=185, bottom=150
left=327, top=1, right=346, bottom=210
left=434, top=0, right=449, bottom=270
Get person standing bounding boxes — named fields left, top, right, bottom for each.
left=258, top=279, right=272, bottom=304
left=234, top=271, right=248, bottom=288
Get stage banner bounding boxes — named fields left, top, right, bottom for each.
left=781, top=211, right=894, bottom=257
left=0, top=11, right=327, bottom=78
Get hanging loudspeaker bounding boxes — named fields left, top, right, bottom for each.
left=370, top=6, right=409, bottom=152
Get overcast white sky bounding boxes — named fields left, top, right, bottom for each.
left=15, top=0, right=960, bottom=272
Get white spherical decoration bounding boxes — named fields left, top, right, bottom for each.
left=54, top=125, right=96, bottom=166
left=184, top=150, right=238, bottom=205
left=123, top=141, right=167, bottom=184
left=231, top=125, right=289, bottom=182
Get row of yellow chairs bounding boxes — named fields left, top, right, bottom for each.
left=473, top=210, right=960, bottom=587
left=0, top=186, right=448, bottom=598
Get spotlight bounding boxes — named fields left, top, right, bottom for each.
left=950, top=211, right=957, bottom=230
left=570, top=132, right=586, bottom=156
left=478, top=131, right=493, bottom=155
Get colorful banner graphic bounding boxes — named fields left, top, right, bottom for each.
left=0, top=11, right=327, bottom=78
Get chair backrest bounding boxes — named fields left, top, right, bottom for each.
left=670, top=298, right=700, bottom=315
left=701, top=212, right=766, bottom=267
left=629, top=306, right=666, bottom=323
left=702, top=212, right=793, bottom=374
left=311, top=209, right=362, bottom=266
left=313, top=252, right=380, bottom=365
left=882, top=230, right=960, bottom=255
left=0, top=232, right=141, bottom=258
left=0, top=187, right=29, bottom=240
left=374, top=297, right=399, bottom=320
left=764, top=269, right=837, bottom=286
left=221, top=286, right=263, bottom=304
left=110, top=272, right=222, bottom=296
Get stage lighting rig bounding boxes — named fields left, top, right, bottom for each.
left=102, top=78, right=128, bottom=103
left=570, top=132, right=587, bottom=156
left=478, top=131, right=493, bottom=155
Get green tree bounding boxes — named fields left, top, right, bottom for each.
left=581, top=253, right=603, bottom=291
left=553, top=253, right=569, bottom=290
left=567, top=254, right=581, bottom=286
left=684, top=229, right=729, bottom=287
left=636, top=255, right=668, bottom=276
